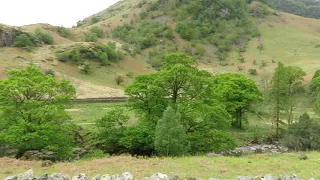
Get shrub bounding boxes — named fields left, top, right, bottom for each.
left=238, top=54, right=245, bottom=63
left=85, top=33, right=98, bottom=42
left=82, top=149, right=108, bottom=160
left=81, top=62, right=93, bottom=74
left=139, top=11, right=148, bottom=19
left=56, top=52, right=70, bottom=62
left=91, top=16, right=100, bottom=24
left=13, top=34, right=35, bottom=49
left=126, top=71, right=134, bottom=78
left=57, top=26, right=72, bottom=38
left=253, top=60, right=257, bottom=65
left=45, top=69, right=55, bottom=77
left=115, top=75, right=124, bottom=85
left=283, top=113, right=320, bottom=151
left=90, top=26, right=105, bottom=38
left=248, top=69, right=258, bottom=75
left=35, top=28, right=54, bottom=45
left=155, top=107, right=186, bottom=156
left=122, top=43, right=130, bottom=52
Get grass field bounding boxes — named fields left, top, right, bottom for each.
left=1, top=152, right=320, bottom=179
left=67, top=102, right=137, bottom=128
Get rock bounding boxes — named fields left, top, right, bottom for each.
left=170, top=175, right=180, bottom=180
left=142, top=178, right=151, bottom=180
left=41, top=160, right=53, bottom=167
left=299, top=154, right=308, bottom=160
left=186, top=178, right=202, bottom=180
left=235, top=177, right=261, bottom=180
left=262, top=174, right=277, bottom=180
left=38, top=174, right=49, bottom=180
left=72, top=173, right=86, bottom=180
left=150, top=173, right=170, bottom=180
left=93, top=174, right=101, bottom=180
left=4, top=175, right=18, bottom=180
left=101, top=174, right=111, bottom=180
left=0, top=27, right=22, bottom=46
left=21, top=150, right=55, bottom=161
left=206, top=153, right=223, bottom=157
left=208, top=178, right=220, bottom=180
left=308, top=178, right=318, bottom=180
left=279, top=175, right=301, bottom=180
left=122, top=172, right=133, bottom=180
left=19, top=169, right=34, bottom=180
left=50, top=173, right=70, bottom=180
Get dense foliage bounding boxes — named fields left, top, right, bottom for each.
left=283, top=112, right=320, bottom=150
left=56, top=42, right=124, bottom=67
left=149, top=0, right=259, bottom=60
left=154, top=107, right=186, bottom=156
left=13, top=33, right=42, bottom=50
left=0, top=65, right=76, bottom=160
left=260, top=0, right=320, bottom=19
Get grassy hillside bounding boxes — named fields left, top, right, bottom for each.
left=1, top=152, right=320, bottom=179
left=0, top=0, right=320, bottom=98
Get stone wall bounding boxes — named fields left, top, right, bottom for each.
left=4, top=170, right=318, bottom=180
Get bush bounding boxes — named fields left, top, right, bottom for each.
left=35, top=28, right=54, bottom=45
left=81, top=62, right=93, bottom=74
left=126, top=71, right=134, bottom=78
left=139, top=11, right=148, bottom=19
left=248, top=69, right=258, bottom=75
left=45, top=69, right=55, bottom=77
left=90, top=26, right=105, bottom=38
left=57, top=26, right=72, bottom=38
left=85, top=33, right=98, bottom=42
left=91, top=16, right=100, bottom=24
left=56, top=52, right=70, bottom=62
left=82, top=149, right=108, bottom=160
left=13, top=34, right=35, bottom=49
left=155, top=107, right=186, bottom=156
left=283, top=112, right=320, bottom=151
left=115, top=75, right=124, bottom=85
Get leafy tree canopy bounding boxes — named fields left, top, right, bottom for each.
left=0, top=64, right=76, bottom=160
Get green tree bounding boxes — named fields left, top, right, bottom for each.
left=125, top=53, right=234, bottom=155
left=284, top=66, right=306, bottom=125
left=283, top=112, right=320, bottom=151
left=0, top=64, right=76, bottom=160
left=95, top=108, right=129, bottom=154
left=154, top=106, right=186, bottom=156
left=269, top=62, right=288, bottom=137
left=212, top=73, right=262, bottom=128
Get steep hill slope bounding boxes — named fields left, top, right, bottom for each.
left=0, top=0, right=320, bottom=98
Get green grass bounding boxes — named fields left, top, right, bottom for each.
left=1, top=152, right=320, bottom=179
left=245, top=19, right=320, bottom=75
left=67, top=102, right=136, bottom=128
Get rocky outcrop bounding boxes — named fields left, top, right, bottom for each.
left=0, top=26, right=22, bottom=46
left=208, top=144, right=289, bottom=157
left=21, top=150, right=55, bottom=161
left=5, top=170, right=318, bottom=180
